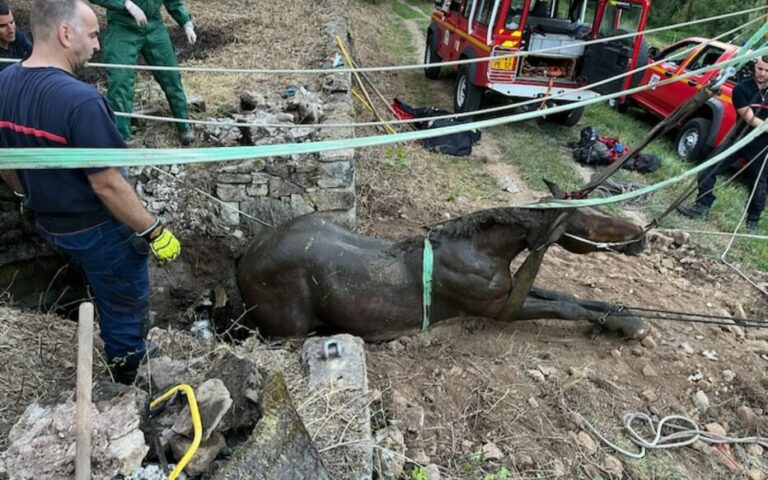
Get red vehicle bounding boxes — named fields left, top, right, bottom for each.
left=628, top=37, right=753, bottom=162
left=425, top=0, right=652, bottom=125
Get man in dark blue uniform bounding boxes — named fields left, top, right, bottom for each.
left=678, top=56, right=768, bottom=234
left=0, top=1, right=32, bottom=71
left=0, top=0, right=181, bottom=384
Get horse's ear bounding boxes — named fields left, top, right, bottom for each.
left=543, top=179, right=565, bottom=199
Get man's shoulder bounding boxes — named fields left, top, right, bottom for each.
left=732, top=79, right=756, bottom=107
left=39, top=69, right=103, bottom=99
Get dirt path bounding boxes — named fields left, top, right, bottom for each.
left=395, top=2, right=540, bottom=205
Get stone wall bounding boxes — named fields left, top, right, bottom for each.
left=134, top=13, right=356, bottom=243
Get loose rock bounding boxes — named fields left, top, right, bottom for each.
left=482, top=442, right=503, bottom=461
left=425, top=464, right=441, bottom=480
left=602, top=454, right=623, bottom=478
left=693, top=390, right=710, bottom=412
left=373, top=426, right=406, bottom=480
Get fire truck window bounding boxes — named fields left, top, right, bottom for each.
left=597, top=3, right=642, bottom=38
left=505, top=0, right=524, bottom=29
left=530, top=0, right=550, bottom=17
left=687, top=46, right=724, bottom=73
left=476, top=0, right=495, bottom=25
left=658, top=42, right=696, bottom=69
left=464, top=0, right=474, bottom=18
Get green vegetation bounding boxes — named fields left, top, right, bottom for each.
left=385, top=145, right=411, bottom=171
left=647, top=0, right=765, bottom=39
left=392, top=0, right=426, bottom=20
left=410, top=465, right=428, bottom=480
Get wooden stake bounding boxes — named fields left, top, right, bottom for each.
left=75, top=302, right=94, bottom=480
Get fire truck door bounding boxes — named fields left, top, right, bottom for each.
left=581, top=1, right=646, bottom=95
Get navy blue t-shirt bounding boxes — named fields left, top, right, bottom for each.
left=0, top=30, right=32, bottom=71
left=0, top=63, right=127, bottom=215
left=732, top=78, right=768, bottom=150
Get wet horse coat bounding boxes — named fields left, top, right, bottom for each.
left=236, top=207, right=647, bottom=341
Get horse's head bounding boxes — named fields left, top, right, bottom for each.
left=544, top=180, right=647, bottom=256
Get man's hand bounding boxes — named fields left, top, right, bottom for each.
left=124, top=0, right=147, bottom=26
left=147, top=226, right=181, bottom=265
left=184, top=21, right=197, bottom=45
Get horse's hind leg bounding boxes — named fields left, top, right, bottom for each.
left=518, top=293, right=648, bottom=339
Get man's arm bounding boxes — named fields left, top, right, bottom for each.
left=737, top=104, right=763, bottom=128
left=1, top=170, right=23, bottom=193
left=163, top=0, right=192, bottom=27
left=88, top=168, right=155, bottom=233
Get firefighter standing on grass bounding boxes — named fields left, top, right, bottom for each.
left=91, top=0, right=197, bottom=145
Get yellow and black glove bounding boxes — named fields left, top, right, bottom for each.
left=141, top=220, right=181, bottom=265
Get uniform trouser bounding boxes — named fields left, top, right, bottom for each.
left=696, top=142, right=768, bottom=222
left=36, top=220, right=150, bottom=377
left=102, top=21, right=190, bottom=139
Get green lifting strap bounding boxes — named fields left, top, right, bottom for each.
left=731, top=20, right=768, bottom=73
left=422, top=236, right=433, bottom=332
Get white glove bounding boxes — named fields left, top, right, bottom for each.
left=184, top=21, right=196, bottom=45
left=124, top=0, right=147, bottom=26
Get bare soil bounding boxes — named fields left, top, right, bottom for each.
left=2, top=1, right=768, bottom=479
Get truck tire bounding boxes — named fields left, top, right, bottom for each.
left=424, top=36, right=442, bottom=80
left=675, top=118, right=711, bottom=162
left=454, top=65, right=483, bottom=112
left=545, top=106, right=584, bottom=127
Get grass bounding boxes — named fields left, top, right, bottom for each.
left=391, top=0, right=426, bottom=20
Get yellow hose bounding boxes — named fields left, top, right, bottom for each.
left=149, top=384, right=202, bottom=480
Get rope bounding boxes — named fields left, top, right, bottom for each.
left=656, top=228, right=768, bottom=241
left=111, top=16, right=762, bottom=131
left=0, top=5, right=760, bottom=75
left=580, top=412, right=768, bottom=459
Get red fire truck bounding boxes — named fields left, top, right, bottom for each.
left=425, top=0, right=652, bottom=125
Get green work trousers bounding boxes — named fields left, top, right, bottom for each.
left=102, top=21, right=189, bottom=139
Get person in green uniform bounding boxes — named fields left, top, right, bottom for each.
left=91, top=0, right=197, bottom=145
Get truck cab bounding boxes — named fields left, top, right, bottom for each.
left=426, top=0, right=651, bottom=125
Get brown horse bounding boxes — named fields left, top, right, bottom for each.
left=236, top=202, right=648, bottom=341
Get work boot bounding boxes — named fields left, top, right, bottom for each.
left=179, top=130, right=196, bottom=146
left=676, top=202, right=710, bottom=220
left=747, top=219, right=759, bottom=234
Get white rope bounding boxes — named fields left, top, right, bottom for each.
left=562, top=232, right=642, bottom=250
left=581, top=412, right=768, bottom=459
left=2, top=6, right=763, bottom=75
left=657, top=228, right=768, bottom=241
left=718, top=151, right=768, bottom=296
left=116, top=16, right=761, bottom=130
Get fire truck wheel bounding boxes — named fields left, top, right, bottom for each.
left=424, top=38, right=442, bottom=80
left=546, top=106, right=584, bottom=127
left=454, top=65, right=483, bottom=112
left=675, top=117, right=711, bottom=162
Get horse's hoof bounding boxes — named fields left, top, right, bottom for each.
left=602, top=316, right=649, bottom=340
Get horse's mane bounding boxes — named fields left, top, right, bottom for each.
left=396, top=207, right=558, bottom=251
